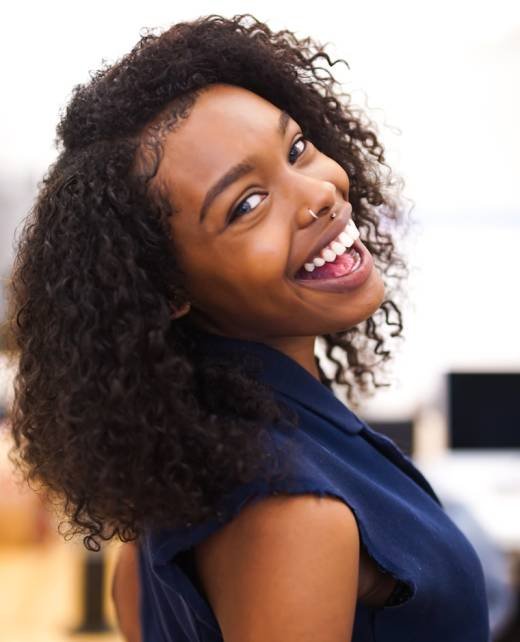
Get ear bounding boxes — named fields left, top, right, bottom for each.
left=170, top=301, right=191, bottom=319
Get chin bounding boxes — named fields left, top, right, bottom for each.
left=367, top=280, right=386, bottom=314
left=364, top=270, right=386, bottom=310
left=334, top=280, right=386, bottom=332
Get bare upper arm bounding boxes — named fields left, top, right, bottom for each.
left=194, top=493, right=360, bottom=642
left=111, top=541, right=142, bottom=642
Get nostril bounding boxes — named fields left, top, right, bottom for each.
left=315, top=206, right=331, bottom=218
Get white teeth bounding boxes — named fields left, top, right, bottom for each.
left=339, top=231, right=354, bottom=248
left=347, top=220, right=360, bottom=240
left=321, top=248, right=336, bottom=262
left=340, top=219, right=359, bottom=247
left=330, top=241, right=346, bottom=255
left=300, top=218, right=360, bottom=274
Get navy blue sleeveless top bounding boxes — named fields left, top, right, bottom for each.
left=137, top=332, right=491, bottom=641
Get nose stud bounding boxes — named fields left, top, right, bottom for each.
left=308, top=208, right=337, bottom=219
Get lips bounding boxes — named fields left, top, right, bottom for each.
left=292, top=202, right=353, bottom=277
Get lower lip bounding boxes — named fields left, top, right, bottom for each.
left=292, top=239, right=374, bottom=293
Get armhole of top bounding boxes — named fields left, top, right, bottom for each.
left=175, top=546, right=207, bottom=598
left=169, top=481, right=416, bottom=614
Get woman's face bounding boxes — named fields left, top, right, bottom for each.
left=153, top=83, right=384, bottom=341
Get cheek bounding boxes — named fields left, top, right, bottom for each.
left=243, top=234, right=288, bottom=277
left=185, top=237, right=287, bottom=302
left=217, top=228, right=290, bottom=281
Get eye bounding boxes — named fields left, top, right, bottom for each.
left=229, top=192, right=265, bottom=222
left=227, top=135, right=308, bottom=224
left=288, top=136, right=307, bottom=163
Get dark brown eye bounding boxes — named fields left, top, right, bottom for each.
left=229, top=192, right=265, bottom=222
left=289, top=136, right=307, bottom=163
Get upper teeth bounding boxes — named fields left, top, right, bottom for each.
left=303, top=219, right=360, bottom=272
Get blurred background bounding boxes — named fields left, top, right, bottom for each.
left=1, top=1, right=519, bottom=640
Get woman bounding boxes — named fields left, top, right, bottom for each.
left=7, top=14, right=491, bottom=642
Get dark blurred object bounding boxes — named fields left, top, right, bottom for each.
left=365, top=419, right=414, bottom=457
left=494, top=552, right=520, bottom=641
left=70, top=550, right=112, bottom=635
left=448, top=372, right=520, bottom=449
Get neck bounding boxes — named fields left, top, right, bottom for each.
left=189, top=317, right=321, bottom=381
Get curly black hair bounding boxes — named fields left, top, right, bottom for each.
left=6, top=13, right=407, bottom=551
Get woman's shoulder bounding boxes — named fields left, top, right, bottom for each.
left=193, top=490, right=361, bottom=641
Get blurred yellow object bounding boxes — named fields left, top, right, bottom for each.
left=0, top=537, right=124, bottom=641
left=0, top=414, right=127, bottom=640
left=0, top=420, right=53, bottom=546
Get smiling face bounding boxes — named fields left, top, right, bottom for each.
left=151, top=83, right=384, bottom=346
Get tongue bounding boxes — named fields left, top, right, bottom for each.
left=295, top=248, right=360, bottom=280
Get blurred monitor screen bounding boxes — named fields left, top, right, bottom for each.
left=448, top=372, right=520, bottom=449
left=364, top=420, right=414, bottom=457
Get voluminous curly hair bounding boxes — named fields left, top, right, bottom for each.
left=7, top=13, right=407, bottom=551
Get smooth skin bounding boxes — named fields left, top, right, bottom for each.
left=112, top=84, right=394, bottom=641
left=111, top=541, right=141, bottom=642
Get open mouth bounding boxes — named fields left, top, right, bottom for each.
left=293, top=218, right=362, bottom=281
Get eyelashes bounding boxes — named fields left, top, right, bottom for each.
left=228, top=136, right=308, bottom=223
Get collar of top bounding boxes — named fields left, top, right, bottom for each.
left=193, top=330, right=363, bottom=436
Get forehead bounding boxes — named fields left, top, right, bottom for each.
left=155, top=84, right=286, bottom=214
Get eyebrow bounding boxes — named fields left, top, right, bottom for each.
left=199, top=110, right=291, bottom=224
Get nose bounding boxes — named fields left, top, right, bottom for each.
left=296, top=180, right=337, bottom=228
